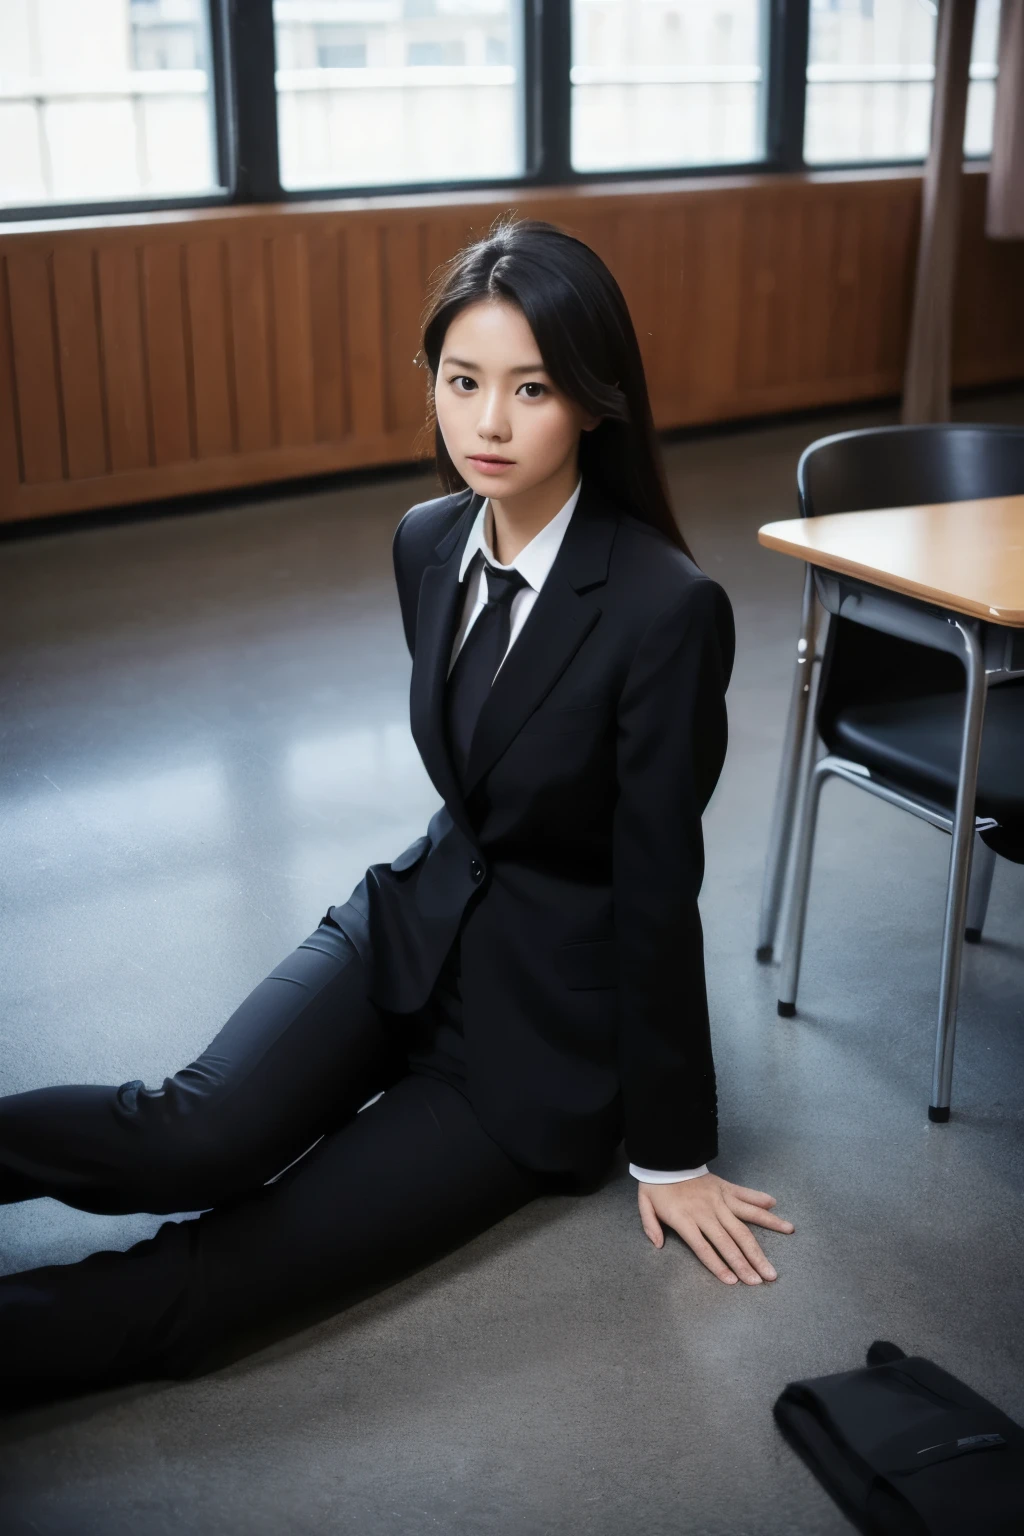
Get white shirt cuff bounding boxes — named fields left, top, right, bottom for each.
left=629, top=1163, right=709, bottom=1184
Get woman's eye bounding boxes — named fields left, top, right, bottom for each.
left=449, top=376, right=476, bottom=392
left=517, top=382, right=547, bottom=399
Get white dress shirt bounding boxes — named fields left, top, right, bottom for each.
left=445, top=476, right=708, bottom=1188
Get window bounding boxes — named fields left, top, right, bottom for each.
left=965, top=0, right=999, bottom=158
left=0, top=0, right=221, bottom=209
left=804, top=0, right=1000, bottom=166
left=273, top=0, right=522, bottom=192
left=570, top=0, right=770, bottom=174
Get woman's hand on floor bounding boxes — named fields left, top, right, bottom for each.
left=638, top=1173, right=794, bottom=1285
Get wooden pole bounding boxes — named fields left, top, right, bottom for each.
left=901, top=0, right=977, bottom=424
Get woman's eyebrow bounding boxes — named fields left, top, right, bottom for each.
left=442, top=356, right=548, bottom=374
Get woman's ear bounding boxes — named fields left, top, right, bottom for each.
left=581, top=413, right=603, bottom=433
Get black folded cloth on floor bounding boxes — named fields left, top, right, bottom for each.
left=773, top=1341, right=1024, bottom=1535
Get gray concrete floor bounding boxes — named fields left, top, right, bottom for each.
left=1, top=393, right=1023, bottom=1535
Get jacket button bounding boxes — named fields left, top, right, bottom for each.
left=470, top=858, right=485, bottom=883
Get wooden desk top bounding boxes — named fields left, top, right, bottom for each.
left=758, top=494, right=1024, bottom=627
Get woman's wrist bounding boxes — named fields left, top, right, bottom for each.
left=628, top=1162, right=709, bottom=1184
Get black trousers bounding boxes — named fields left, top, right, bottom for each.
left=0, top=918, right=555, bottom=1403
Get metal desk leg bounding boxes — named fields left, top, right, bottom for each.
left=964, top=833, right=997, bottom=944
left=777, top=756, right=830, bottom=1017
left=757, top=566, right=818, bottom=961
left=930, top=620, right=988, bottom=1122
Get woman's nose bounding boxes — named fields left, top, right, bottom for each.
left=476, top=391, right=511, bottom=441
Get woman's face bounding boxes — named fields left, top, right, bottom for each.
left=434, top=298, right=598, bottom=503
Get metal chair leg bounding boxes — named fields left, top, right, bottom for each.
left=964, top=832, right=997, bottom=943
left=777, top=756, right=831, bottom=1017
left=930, top=620, right=988, bottom=1122
left=757, top=566, right=819, bottom=962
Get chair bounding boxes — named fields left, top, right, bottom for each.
left=757, top=423, right=1024, bottom=1121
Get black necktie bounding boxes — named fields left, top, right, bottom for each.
left=444, top=553, right=530, bottom=786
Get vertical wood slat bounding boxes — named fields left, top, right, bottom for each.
left=226, top=235, right=274, bottom=453
left=184, top=239, right=235, bottom=458
left=97, top=245, right=151, bottom=473
left=380, top=219, right=428, bottom=433
left=52, top=246, right=107, bottom=479
left=270, top=231, right=316, bottom=447
left=307, top=226, right=347, bottom=441
left=5, top=249, right=65, bottom=484
left=141, top=243, right=192, bottom=466
left=0, top=255, right=26, bottom=508
left=344, top=221, right=386, bottom=441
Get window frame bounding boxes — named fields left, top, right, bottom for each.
left=0, top=0, right=996, bottom=226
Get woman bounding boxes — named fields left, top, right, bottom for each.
left=0, top=217, right=793, bottom=1403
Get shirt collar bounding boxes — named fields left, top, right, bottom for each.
left=457, top=475, right=583, bottom=591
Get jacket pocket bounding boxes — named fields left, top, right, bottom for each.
left=389, top=835, right=431, bottom=873
left=556, top=937, right=618, bottom=990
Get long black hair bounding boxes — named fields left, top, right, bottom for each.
left=416, top=214, right=694, bottom=560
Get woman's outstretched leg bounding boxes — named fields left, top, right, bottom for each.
left=0, top=1072, right=544, bottom=1405
left=0, top=918, right=406, bottom=1217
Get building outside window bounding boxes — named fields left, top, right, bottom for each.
left=570, top=0, right=770, bottom=174
left=804, top=0, right=999, bottom=165
left=0, top=0, right=220, bottom=208
left=273, top=0, right=520, bottom=191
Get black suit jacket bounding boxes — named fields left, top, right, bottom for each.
left=328, top=477, right=735, bottom=1180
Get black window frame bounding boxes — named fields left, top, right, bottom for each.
left=0, top=0, right=994, bottom=226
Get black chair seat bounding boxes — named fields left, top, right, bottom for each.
left=827, top=679, right=1024, bottom=854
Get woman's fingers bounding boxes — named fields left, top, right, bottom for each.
left=719, top=1210, right=778, bottom=1281
left=673, top=1220, right=741, bottom=1285
left=724, top=1183, right=776, bottom=1208
left=729, top=1198, right=795, bottom=1234
left=637, top=1187, right=665, bottom=1249
left=682, top=1216, right=764, bottom=1286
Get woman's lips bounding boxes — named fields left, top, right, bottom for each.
left=467, top=455, right=515, bottom=476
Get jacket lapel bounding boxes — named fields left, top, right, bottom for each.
left=409, top=488, right=480, bottom=841
left=409, top=478, right=619, bottom=829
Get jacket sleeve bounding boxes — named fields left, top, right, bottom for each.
left=613, top=576, right=735, bottom=1170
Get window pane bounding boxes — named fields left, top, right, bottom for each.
left=274, top=0, right=522, bottom=191
left=570, top=0, right=769, bottom=174
left=0, top=0, right=220, bottom=209
left=805, top=0, right=999, bottom=166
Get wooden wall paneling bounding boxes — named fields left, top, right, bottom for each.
left=877, top=190, right=918, bottom=381
left=685, top=197, right=744, bottom=419
left=140, top=241, right=193, bottom=466
left=380, top=218, right=429, bottom=434
left=96, top=244, right=152, bottom=472
left=343, top=220, right=387, bottom=442
left=847, top=191, right=892, bottom=383
left=0, top=169, right=1021, bottom=523
left=769, top=191, right=807, bottom=392
left=0, top=255, right=25, bottom=515
left=738, top=200, right=780, bottom=396
left=604, top=205, right=666, bottom=408
left=184, top=239, right=235, bottom=458
left=225, top=234, right=274, bottom=453
left=793, top=194, right=839, bottom=389
left=5, top=248, right=65, bottom=484
left=51, top=244, right=108, bottom=479
left=269, top=229, right=316, bottom=448
left=306, top=224, right=347, bottom=442
left=832, top=192, right=873, bottom=384
left=953, top=175, right=1024, bottom=381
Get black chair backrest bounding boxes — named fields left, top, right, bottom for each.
left=796, top=425, right=1024, bottom=739
left=797, top=424, right=1024, bottom=521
